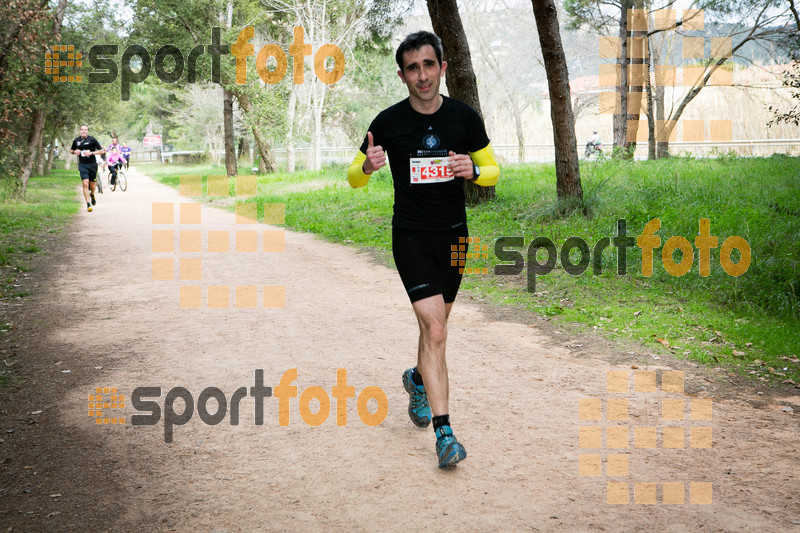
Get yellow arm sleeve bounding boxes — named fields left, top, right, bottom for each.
left=468, top=143, right=500, bottom=187
left=347, top=151, right=370, bottom=188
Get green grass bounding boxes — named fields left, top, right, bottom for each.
left=147, top=156, right=800, bottom=386
left=0, top=167, right=80, bottom=384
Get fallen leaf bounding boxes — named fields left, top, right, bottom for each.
left=656, top=338, right=670, bottom=348
left=733, top=350, right=745, bottom=357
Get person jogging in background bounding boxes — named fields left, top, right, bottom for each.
left=70, top=125, right=105, bottom=212
left=347, top=30, right=499, bottom=468
left=106, top=146, right=125, bottom=186
left=121, top=142, right=131, bottom=169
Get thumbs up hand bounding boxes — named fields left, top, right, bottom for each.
left=363, top=131, right=386, bottom=175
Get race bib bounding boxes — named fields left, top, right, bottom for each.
left=410, top=156, right=453, bottom=184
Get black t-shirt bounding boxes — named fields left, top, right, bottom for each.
left=359, top=96, right=490, bottom=231
left=70, top=136, right=102, bottom=165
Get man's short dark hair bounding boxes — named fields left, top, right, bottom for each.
left=395, top=31, right=444, bottom=72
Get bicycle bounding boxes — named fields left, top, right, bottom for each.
left=108, top=166, right=127, bottom=192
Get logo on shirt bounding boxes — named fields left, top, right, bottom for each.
left=422, top=133, right=440, bottom=149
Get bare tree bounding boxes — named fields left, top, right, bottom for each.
left=531, top=0, right=583, bottom=207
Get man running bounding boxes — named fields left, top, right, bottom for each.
left=347, top=31, right=499, bottom=467
left=70, top=125, right=105, bottom=212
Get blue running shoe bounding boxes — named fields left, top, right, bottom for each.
left=402, top=367, right=431, bottom=428
left=435, top=425, right=467, bottom=467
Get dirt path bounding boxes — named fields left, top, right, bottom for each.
left=1, top=168, right=799, bottom=532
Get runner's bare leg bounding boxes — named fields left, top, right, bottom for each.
left=412, top=295, right=454, bottom=417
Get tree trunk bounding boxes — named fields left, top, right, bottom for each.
left=36, top=120, right=47, bottom=176
left=286, top=84, right=297, bottom=173
left=311, top=80, right=325, bottom=171
left=625, top=3, right=645, bottom=158
left=19, top=108, right=46, bottom=196
left=613, top=0, right=630, bottom=156
left=531, top=0, right=583, bottom=209
left=238, top=136, right=250, bottom=163
left=426, top=0, right=494, bottom=203
left=46, top=129, right=57, bottom=173
left=645, top=54, right=656, bottom=160
left=252, top=127, right=277, bottom=173
left=236, top=91, right=276, bottom=174
left=18, top=0, right=66, bottom=194
left=222, top=87, right=237, bottom=176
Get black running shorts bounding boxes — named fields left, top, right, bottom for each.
left=392, top=225, right=469, bottom=304
left=78, top=162, right=98, bottom=182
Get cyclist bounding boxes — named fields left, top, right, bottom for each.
left=106, top=146, right=126, bottom=187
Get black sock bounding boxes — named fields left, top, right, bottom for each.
left=412, top=368, right=423, bottom=386
left=432, top=415, right=450, bottom=432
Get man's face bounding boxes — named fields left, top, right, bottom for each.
left=398, top=45, right=446, bottom=105
left=112, top=138, right=118, bottom=144
left=80, top=126, right=88, bottom=138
